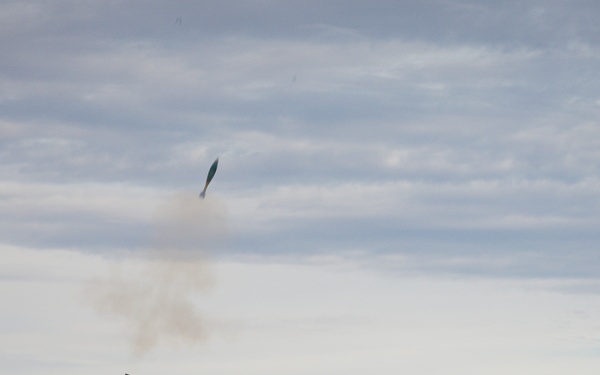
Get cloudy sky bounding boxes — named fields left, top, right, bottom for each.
left=2, top=0, right=600, bottom=374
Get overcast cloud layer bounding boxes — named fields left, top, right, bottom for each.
left=2, top=0, right=600, bottom=279
left=3, top=1, right=600, bottom=373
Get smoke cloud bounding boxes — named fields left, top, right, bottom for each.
left=85, top=191, right=228, bottom=355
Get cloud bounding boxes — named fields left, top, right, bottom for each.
left=0, top=181, right=158, bottom=250
left=3, top=3, right=600, bottom=373
left=2, top=0, right=600, bottom=281
left=4, top=246, right=600, bottom=374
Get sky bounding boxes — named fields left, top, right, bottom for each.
left=1, top=0, right=600, bottom=373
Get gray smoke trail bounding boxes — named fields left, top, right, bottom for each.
left=85, top=191, right=228, bottom=355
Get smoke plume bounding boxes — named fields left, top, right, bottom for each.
left=85, top=191, right=228, bottom=355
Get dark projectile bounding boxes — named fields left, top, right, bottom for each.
left=199, top=157, right=219, bottom=198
